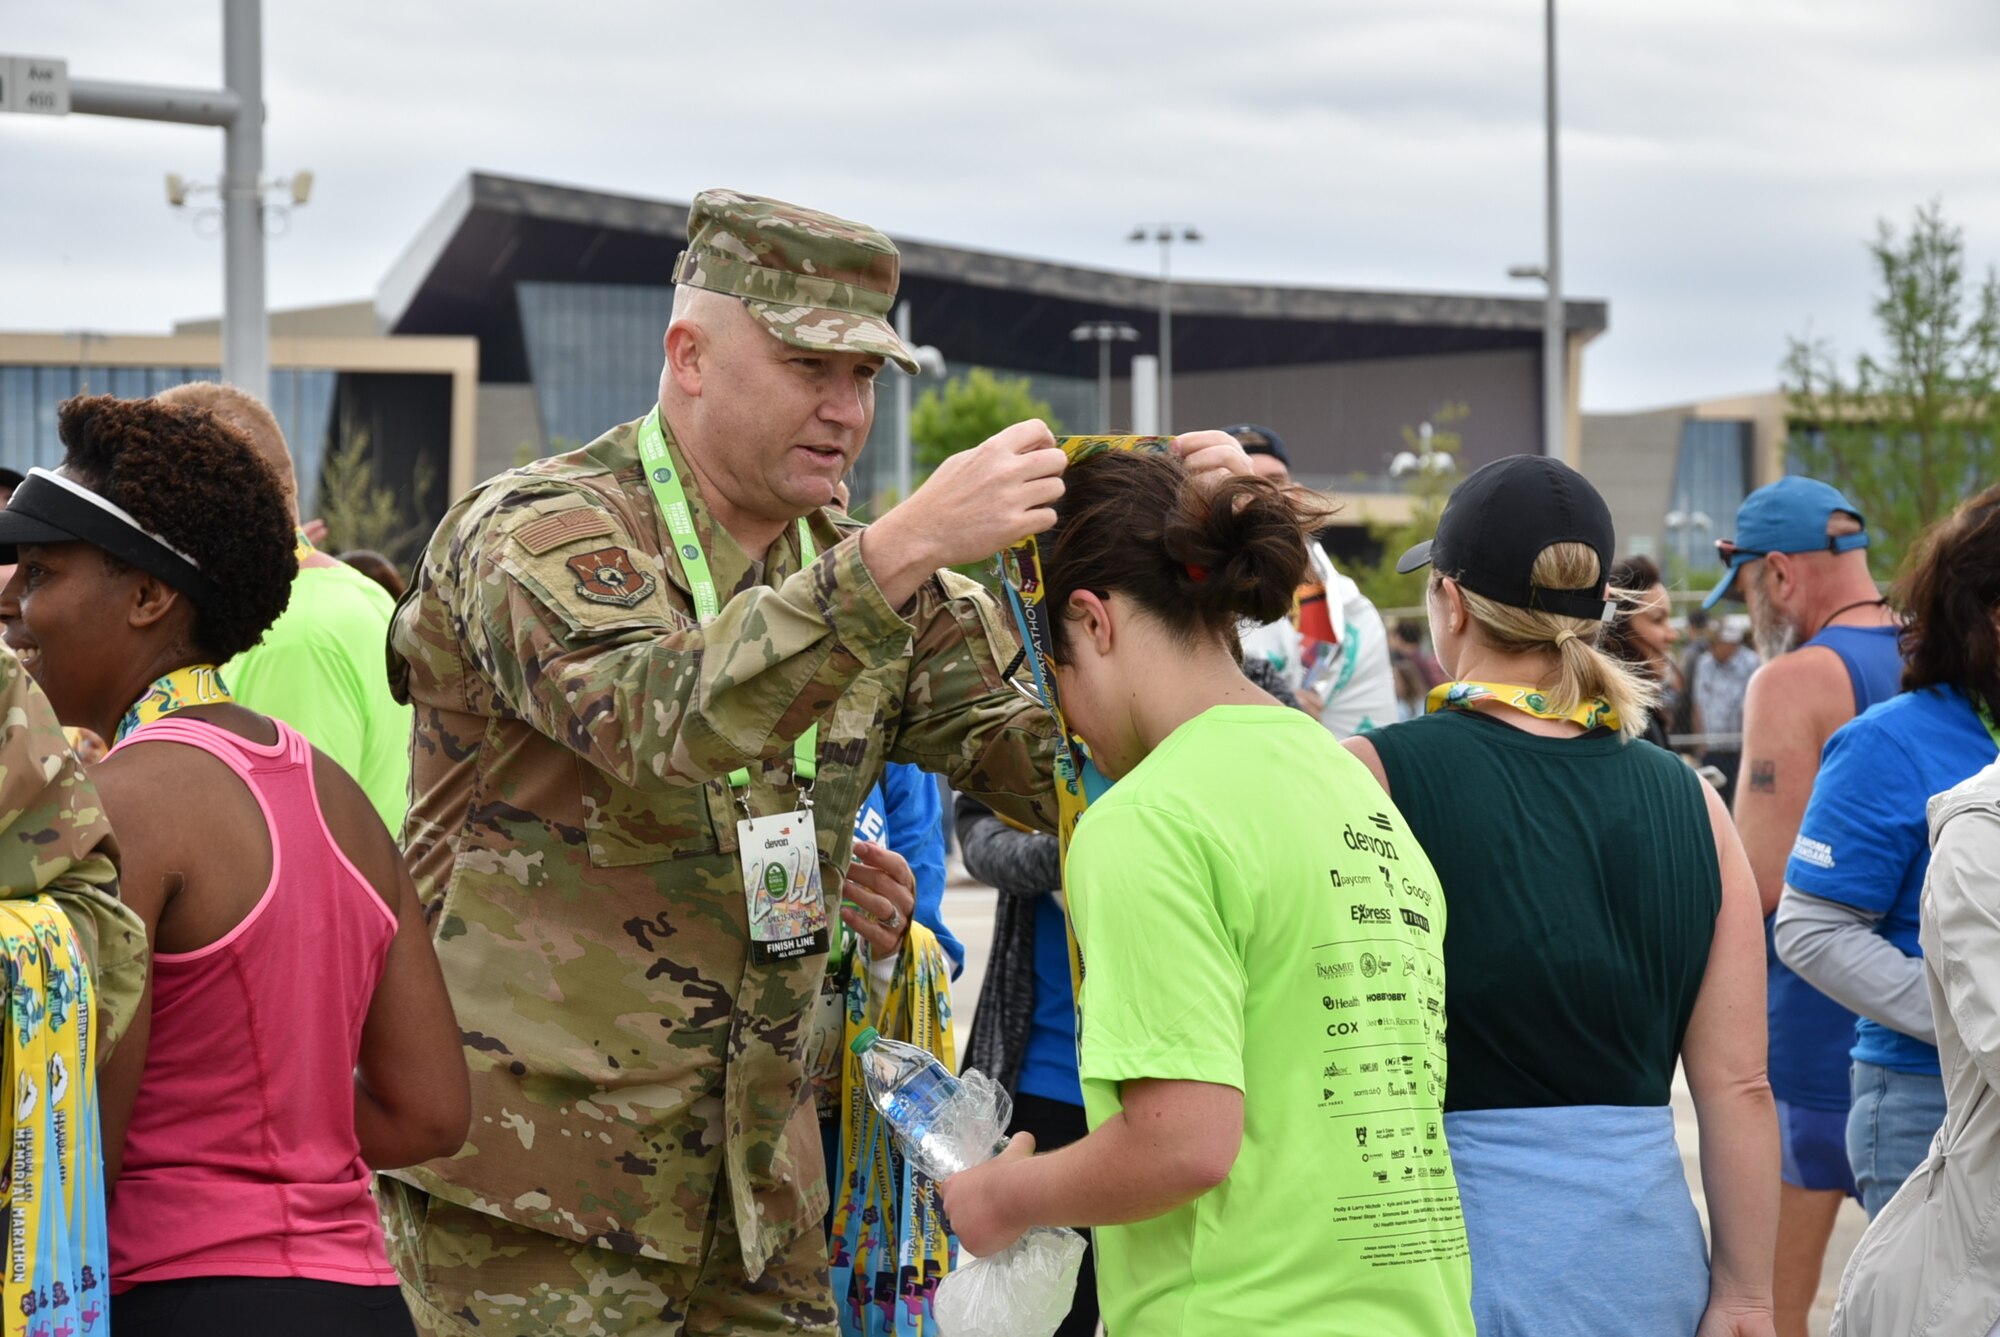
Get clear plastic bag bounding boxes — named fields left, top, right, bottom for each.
left=934, top=1226, right=1087, bottom=1337
left=870, top=1064, right=1087, bottom=1337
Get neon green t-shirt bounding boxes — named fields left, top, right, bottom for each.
left=1067, top=704, right=1473, bottom=1336
left=225, top=562, right=412, bottom=833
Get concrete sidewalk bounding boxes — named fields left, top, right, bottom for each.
left=938, top=869, right=1866, bottom=1335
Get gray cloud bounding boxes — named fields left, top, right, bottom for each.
left=4, top=0, right=1997, bottom=412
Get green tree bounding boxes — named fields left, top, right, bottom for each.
left=1783, top=201, right=2000, bottom=578
left=1351, top=403, right=1468, bottom=613
left=315, top=431, right=437, bottom=563
left=910, top=367, right=1062, bottom=476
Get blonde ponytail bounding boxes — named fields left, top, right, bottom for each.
left=1451, top=542, right=1662, bottom=740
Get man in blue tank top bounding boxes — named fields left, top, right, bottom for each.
left=1707, top=476, right=1899, bottom=1337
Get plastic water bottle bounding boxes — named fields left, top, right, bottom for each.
left=851, top=1026, right=983, bottom=1178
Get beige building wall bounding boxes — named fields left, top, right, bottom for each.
left=0, top=330, right=480, bottom=497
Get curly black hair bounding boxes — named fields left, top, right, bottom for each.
left=56, top=394, right=296, bottom=661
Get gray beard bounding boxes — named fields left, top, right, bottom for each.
left=1752, top=606, right=1800, bottom=661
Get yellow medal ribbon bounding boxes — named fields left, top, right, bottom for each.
left=831, top=924, right=956, bottom=1335
left=294, top=528, right=316, bottom=563
left=113, top=664, right=234, bottom=745
left=1, top=898, right=108, bottom=1332
left=1426, top=680, right=1621, bottom=732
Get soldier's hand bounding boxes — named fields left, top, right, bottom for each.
left=861, top=420, right=1065, bottom=607
left=1172, top=430, right=1255, bottom=483
left=841, top=839, right=918, bottom=960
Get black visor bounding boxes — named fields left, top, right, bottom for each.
left=0, top=468, right=220, bottom=606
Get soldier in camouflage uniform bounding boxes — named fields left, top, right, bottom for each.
left=0, top=646, right=147, bottom=1053
left=381, top=190, right=1075, bottom=1336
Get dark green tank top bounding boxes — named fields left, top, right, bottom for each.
left=1365, top=710, right=1720, bottom=1110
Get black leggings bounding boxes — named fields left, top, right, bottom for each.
left=1009, top=1092, right=1102, bottom=1337
left=114, top=1276, right=418, bottom=1336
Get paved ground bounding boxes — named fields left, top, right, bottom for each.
left=938, top=868, right=1866, bottom=1334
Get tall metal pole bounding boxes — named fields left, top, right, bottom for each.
left=1098, top=338, right=1112, bottom=432
left=1158, top=233, right=1174, bottom=434
left=1542, top=0, right=1563, bottom=459
left=220, top=0, right=267, bottom=403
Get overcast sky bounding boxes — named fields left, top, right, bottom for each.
left=6, top=0, right=1998, bottom=412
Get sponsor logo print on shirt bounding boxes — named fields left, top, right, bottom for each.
left=1344, top=820, right=1400, bottom=861
left=1792, top=835, right=1836, bottom=870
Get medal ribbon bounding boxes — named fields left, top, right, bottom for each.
left=113, top=664, right=233, bottom=745
left=0, top=898, right=108, bottom=1337
left=294, top=528, right=316, bottom=564
left=638, top=408, right=817, bottom=790
left=1426, top=680, right=1622, bottom=732
left=830, top=924, right=957, bottom=1335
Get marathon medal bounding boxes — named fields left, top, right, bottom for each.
left=739, top=808, right=830, bottom=963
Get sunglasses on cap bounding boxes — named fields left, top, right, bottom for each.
left=1716, top=534, right=1863, bottom=562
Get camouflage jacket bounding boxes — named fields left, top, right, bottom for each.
left=0, top=650, right=147, bottom=1052
left=386, top=414, right=1058, bottom=1278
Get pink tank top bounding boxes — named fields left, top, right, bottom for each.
left=107, top=717, right=402, bottom=1291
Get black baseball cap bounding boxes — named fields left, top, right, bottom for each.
left=1396, top=455, right=1616, bottom=622
left=1223, top=423, right=1290, bottom=467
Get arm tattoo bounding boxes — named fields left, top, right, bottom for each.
left=1749, top=759, right=1777, bottom=793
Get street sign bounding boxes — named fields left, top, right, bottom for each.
left=1, top=56, right=71, bottom=115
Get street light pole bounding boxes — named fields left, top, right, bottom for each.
left=1129, top=225, right=1200, bottom=433
left=57, top=0, right=271, bottom=402
left=220, top=0, right=266, bottom=403
left=1070, top=321, right=1140, bottom=432
left=1542, top=0, right=1564, bottom=460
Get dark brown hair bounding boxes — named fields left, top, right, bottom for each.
left=1897, top=483, right=2000, bottom=718
left=57, top=394, right=296, bottom=661
left=1602, top=553, right=1665, bottom=667
left=1040, top=450, right=1334, bottom=661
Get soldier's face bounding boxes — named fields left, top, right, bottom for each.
left=681, top=305, right=882, bottom=522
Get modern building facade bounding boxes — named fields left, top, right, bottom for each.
left=5, top=171, right=1613, bottom=554
left=1580, top=391, right=1786, bottom=578
left=0, top=301, right=477, bottom=526
left=379, top=173, right=1610, bottom=525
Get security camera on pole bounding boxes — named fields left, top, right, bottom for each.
left=2, top=0, right=307, bottom=405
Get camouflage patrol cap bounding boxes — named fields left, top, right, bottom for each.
left=672, top=189, right=920, bottom=374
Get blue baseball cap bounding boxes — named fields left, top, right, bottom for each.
left=1702, top=476, right=1868, bottom=610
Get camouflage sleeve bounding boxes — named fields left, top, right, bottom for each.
left=887, top=569, right=1061, bottom=835
left=457, top=487, right=921, bottom=789
left=0, top=653, right=147, bottom=1052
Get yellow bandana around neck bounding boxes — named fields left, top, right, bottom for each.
left=114, top=665, right=233, bottom=745
left=1427, top=680, right=1621, bottom=732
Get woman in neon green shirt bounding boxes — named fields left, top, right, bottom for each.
left=940, top=449, right=1475, bottom=1336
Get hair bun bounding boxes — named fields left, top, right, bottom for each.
left=1166, top=475, right=1316, bottom=625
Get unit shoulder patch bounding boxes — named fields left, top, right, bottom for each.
left=566, top=546, right=658, bottom=609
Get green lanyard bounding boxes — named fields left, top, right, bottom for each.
left=639, top=406, right=818, bottom=793
left=1979, top=698, right=2000, bottom=753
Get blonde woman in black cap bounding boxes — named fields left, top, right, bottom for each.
left=1345, top=455, right=1777, bottom=1337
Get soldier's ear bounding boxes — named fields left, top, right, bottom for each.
left=665, top=321, right=706, bottom=397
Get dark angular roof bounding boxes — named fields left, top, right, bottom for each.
left=379, top=172, right=1608, bottom=384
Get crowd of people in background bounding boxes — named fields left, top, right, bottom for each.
left=1, top=183, right=1998, bottom=1337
